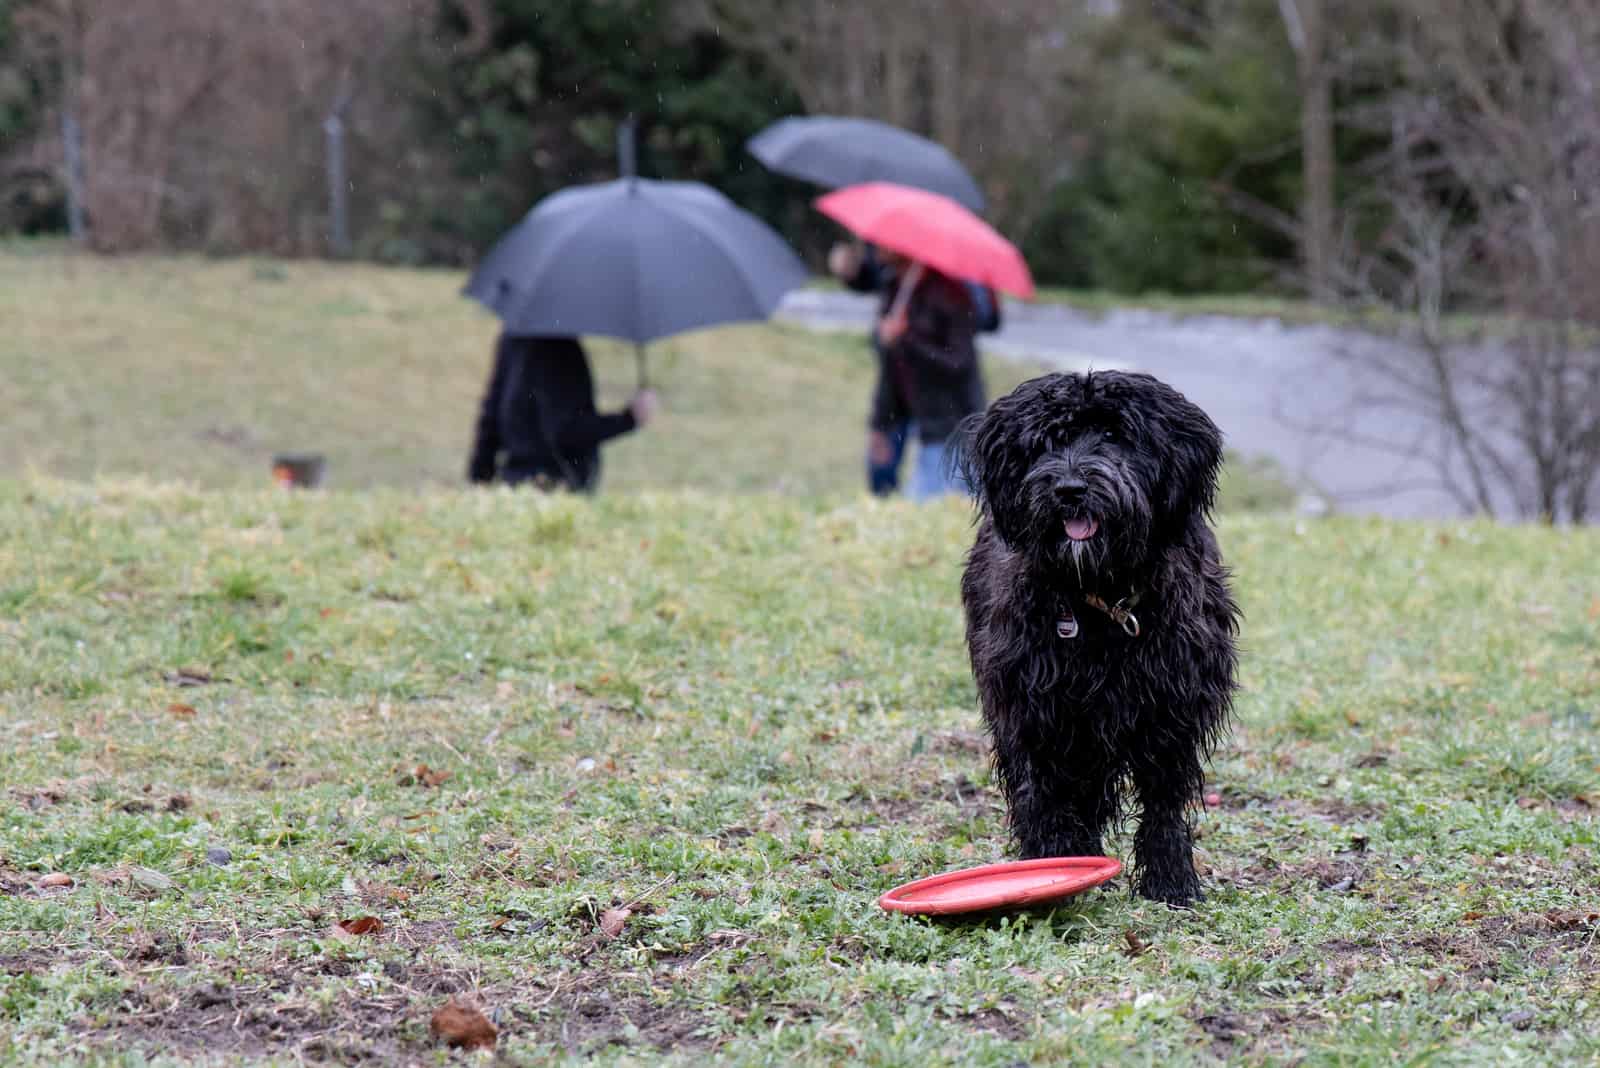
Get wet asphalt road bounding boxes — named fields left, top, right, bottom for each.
left=777, top=289, right=1465, bottom=517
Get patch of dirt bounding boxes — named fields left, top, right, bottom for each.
left=537, top=987, right=714, bottom=1055
left=1217, top=854, right=1369, bottom=894
left=1218, top=794, right=1386, bottom=825
left=1190, top=1007, right=1320, bottom=1056
left=946, top=1006, right=1027, bottom=1040
left=836, top=775, right=1003, bottom=831
left=77, top=982, right=415, bottom=1062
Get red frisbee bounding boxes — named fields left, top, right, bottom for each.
left=879, top=857, right=1122, bottom=916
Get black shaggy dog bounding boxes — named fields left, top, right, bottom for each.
left=958, top=370, right=1239, bottom=905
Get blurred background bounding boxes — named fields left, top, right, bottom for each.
left=1, top=0, right=1595, bottom=519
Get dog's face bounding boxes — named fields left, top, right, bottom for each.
left=961, top=371, right=1223, bottom=584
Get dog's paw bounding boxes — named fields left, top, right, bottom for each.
left=1137, top=876, right=1204, bottom=908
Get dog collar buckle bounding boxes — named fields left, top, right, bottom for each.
left=1056, top=612, right=1080, bottom=640
left=1112, top=605, right=1141, bottom=638
left=1082, top=593, right=1143, bottom=638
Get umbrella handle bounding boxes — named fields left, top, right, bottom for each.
left=888, top=262, right=924, bottom=324
left=635, top=343, right=649, bottom=390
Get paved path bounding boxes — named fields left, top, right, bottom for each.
left=777, top=290, right=1463, bottom=517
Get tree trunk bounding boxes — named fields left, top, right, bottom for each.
left=1281, top=0, right=1337, bottom=302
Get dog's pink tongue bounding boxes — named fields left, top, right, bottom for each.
left=1065, top=517, right=1099, bottom=541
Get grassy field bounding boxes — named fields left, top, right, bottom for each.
left=2, top=480, right=1598, bottom=1065
left=0, top=244, right=1296, bottom=510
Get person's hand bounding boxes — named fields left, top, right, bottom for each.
left=868, top=430, right=894, bottom=466
left=630, top=389, right=659, bottom=428
left=827, top=241, right=863, bottom=281
left=877, top=310, right=908, bottom=345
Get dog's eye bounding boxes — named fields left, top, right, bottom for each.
left=1100, top=427, right=1119, bottom=443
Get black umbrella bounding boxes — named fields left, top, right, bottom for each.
left=464, top=176, right=809, bottom=385
left=747, top=115, right=986, bottom=213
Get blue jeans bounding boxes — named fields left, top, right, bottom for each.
left=909, top=436, right=967, bottom=501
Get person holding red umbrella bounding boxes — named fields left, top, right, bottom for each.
left=817, top=182, right=1036, bottom=502
left=866, top=251, right=985, bottom=500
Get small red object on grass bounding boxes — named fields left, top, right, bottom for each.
left=879, top=857, right=1121, bottom=916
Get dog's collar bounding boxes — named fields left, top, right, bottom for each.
left=1056, top=591, right=1142, bottom=639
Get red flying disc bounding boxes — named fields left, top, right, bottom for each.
left=878, top=857, right=1122, bottom=916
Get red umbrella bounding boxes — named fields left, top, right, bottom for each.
left=815, top=182, right=1035, bottom=299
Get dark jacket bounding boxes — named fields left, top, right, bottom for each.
left=868, top=268, right=985, bottom=444
left=468, top=335, right=636, bottom=491
left=844, top=245, right=1003, bottom=333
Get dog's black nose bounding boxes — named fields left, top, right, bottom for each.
left=1053, top=476, right=1088, bottom=502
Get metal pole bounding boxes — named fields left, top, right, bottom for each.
left=618, top=114, right=637, bottom=178
left=324, top=107, right=350, bottom=257
left=634, top=343, right=648, bottom=389
left=61, top=110, right=86, bottom=243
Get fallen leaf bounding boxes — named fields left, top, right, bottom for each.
left=1354, top=751, right=1389, bottom=769
left=1544, top=908, right=1600, bottom=931
left=488, top=915, right=511, bottom=931
left=330, top=915, right=385, bottom=940
left=167, top=703, right=197, bottom=720
left=599, top=907, right=631, bottom=939
left=1122, top=930, right=1151, bottom=957
left=430, top=1000, right=497, bottom=1050
left=38, top=873, right=74, bottom=888
left=1462, top=910, right=1487, bottom=922
left=404, top=764, right=452, bottom=789
left=1427, top=973, right=1449, bottom=992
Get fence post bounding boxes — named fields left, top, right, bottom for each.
left=324, top=105, right=350, bottom=258
left=61, top=109, right=87, bottom=243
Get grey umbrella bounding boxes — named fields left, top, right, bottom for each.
left=464, top=176, right=809, bottom=385
left=747, top=115, right=985, bottom=213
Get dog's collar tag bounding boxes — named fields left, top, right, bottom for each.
left=1056, top=612, right=1080, bottom=640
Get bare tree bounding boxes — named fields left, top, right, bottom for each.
left=1333, top=0, right=1600, bottom=522
left=1276, top=0, right=1336, bottom=302
left=686, top=0, right=1093, bottom=235
left=9, top=0, right=436, bottom=254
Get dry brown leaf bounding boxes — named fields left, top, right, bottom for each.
left=1427, top=973, right=1449, bottom=992
left=330, top=915, right=385, bottom=939
left=1544, top=908, right=1600, bottom=931
left=1122, top=930, right=1151, bottom=957
left=414, top=764, right=453, bottom=789
left=38, top=873, right=74, bottom=888
left=167, top=703, right=197, bottom=720
left=430, top=1000, right=497, bottom=1050
left=1462, top=910, right=1487, bottom=922
left=599, top=907, right=631, bottom=939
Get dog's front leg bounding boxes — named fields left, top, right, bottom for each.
left=1130, top=744, right=1205, bottom=905
left=994, top=741, right=1111, bottom=859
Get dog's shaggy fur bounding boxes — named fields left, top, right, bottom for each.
left=958, top=370, right=1239, bottom=905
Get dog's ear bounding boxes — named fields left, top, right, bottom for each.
left=957, top=397, right=1032, bottom=548
left=1160, top=393, right=1225, bottom=522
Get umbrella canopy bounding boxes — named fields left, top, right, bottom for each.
left=748, top=116, right=986, bottom=213
left=465, top=178, right=809, bottom=346
left=815, top=183, right=1034, bottom=299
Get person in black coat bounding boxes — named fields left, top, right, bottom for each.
left=468, top=334, right=657, bottom=491
left=829, top=240, right=1000, bottom=497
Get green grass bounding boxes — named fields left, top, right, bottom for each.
left=3, top=480, right=1599, bottom=1064
left=0, top=245, right=1294, bottom=510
